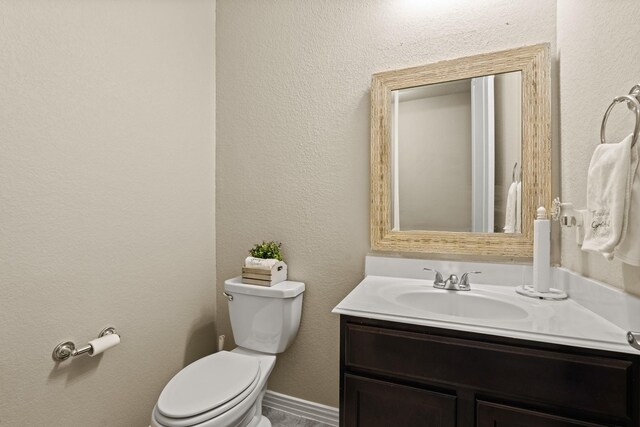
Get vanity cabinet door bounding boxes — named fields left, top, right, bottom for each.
left=476, top=401, right=610, bottom=427
left=343, top=374, right=456, bottom=427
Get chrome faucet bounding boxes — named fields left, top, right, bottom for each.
left=424, top=268, right=481, bottom=291
left=458, top=271, right=481, bottom=290
left=423, top=268, right=444, bottom=287
left=442, top=274, right=461, bottom=290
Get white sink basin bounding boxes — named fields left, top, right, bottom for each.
left=394, top=290, right=529, bottom=320
left=372, top=281, right=537, bottom=322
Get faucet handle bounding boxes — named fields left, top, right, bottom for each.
left=423, top=268, right=444, bottom=286
left=459, top=271, right=481, bottom=290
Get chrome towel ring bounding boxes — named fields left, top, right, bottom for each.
left=601, top=84, right=640, bottom=147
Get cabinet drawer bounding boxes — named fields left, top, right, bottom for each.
left=343, top=374, right=456, bottom=427
left=477, top=400, right=610, bottom=427
left=344, top=323, right=633, bottom=419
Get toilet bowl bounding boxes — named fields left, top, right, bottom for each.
left=151, top=278, right=305, bottom=427
left=151, top=348, right=275, bottom=427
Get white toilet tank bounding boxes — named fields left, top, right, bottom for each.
left=224, top=277, right=305, bottom=354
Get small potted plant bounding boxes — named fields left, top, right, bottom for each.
left=249, top=240, right=283, bottom=261
left=242, top=241, right=287, bottom=286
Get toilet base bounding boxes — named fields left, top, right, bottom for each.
left=248, top=415, right=271, bottom=427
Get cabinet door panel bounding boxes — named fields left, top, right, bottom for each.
left=343, top=374, right=456, bottom=427
left=476, top=401, right=610, bottom=427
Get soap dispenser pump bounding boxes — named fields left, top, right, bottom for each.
left=516, top=206, right=568, bottom=300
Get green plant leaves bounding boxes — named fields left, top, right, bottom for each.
left=249, top=240, right=283, bottom=261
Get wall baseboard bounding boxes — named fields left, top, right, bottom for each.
left=262, top=390, right=339, bottom=426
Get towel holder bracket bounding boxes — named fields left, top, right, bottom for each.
left=627, top=84, right=640, bottom=110
left=551, top=197, right=586, bottom=245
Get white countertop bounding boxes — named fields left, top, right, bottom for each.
left=332, top=256, right=640, bottom=355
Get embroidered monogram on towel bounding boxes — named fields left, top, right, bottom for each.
left=589, top=209, right=611, bottom=238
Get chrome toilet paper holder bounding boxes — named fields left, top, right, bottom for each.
left=52, top=326, right=119, bottom=362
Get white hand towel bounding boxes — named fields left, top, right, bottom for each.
left=582, top=134, right=633, bottom=259
left=503, top=182, right=517, bottom=233
left=614, top=136, right=640, bottom=265
left=515, top=181, right=522, bottom=233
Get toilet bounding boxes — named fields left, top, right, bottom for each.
left=151, top=277, right=305, bottom=427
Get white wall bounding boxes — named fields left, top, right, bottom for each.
left=494, top=72, right=522, bottom=231
left=0, top=1, right=216, bottom=425
left=398, top=91, right=472, bottom=231
left=557, top=0, right=640, bottom=296
left=217, top=0, right=556, bottom=407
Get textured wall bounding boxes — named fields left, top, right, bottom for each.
left=494, top=72, right=522, bottom=232
left=398, top=91, right=472, bottom=231
left=557, top=0, right=640, bottom=295
left=217, top=0, right=556, bottom=407
left=0, top=1, right=216, bottom=425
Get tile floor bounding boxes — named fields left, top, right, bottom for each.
left=263, top=406, right=333, bottom=427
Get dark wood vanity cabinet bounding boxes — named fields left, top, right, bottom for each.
left=339, top=316, right=640, bottom=427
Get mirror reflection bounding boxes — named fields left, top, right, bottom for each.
left=390, top=71, right=522, bottom=233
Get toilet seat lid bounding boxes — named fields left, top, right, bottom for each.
left=157, top=351, right=260, bottom=419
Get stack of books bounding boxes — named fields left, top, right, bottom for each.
left=242, top=260, right=287, bottom=286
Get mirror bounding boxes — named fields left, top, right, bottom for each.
left=391, top=71, right=522, bottom=233
left=371, top=44, right=551, bottom=257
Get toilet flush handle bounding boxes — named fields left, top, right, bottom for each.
left=222, top=292, right=233, bottom=301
